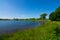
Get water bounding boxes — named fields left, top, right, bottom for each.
left=0, top=20, right=40, bottom=34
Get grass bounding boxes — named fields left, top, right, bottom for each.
left=0, top=20, right=60, bottom=40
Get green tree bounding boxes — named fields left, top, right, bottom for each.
left=49, top=6, right=60, bottom=21
left=40, top=13, right=47, bottom=20
left=40, top=13, right=47, bottom=24
left=49, top=12, right=56, bottom=21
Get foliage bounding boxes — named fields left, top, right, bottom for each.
left=40, top=13, right=47, bottom=24
left=40, top=13, right=47, bottom=20
left=49, top=12, right=56, bottom=21
left=55, top=26, right=60, bottom=36
left=49, top=7, right=60, bottom=21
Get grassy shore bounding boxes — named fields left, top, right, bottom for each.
left=0, top=20, right=60, bottom=40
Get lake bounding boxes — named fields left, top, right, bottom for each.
left=0, top=20, right=40, bottom=34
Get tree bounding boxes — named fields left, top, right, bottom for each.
left=40, top=13, right=47, bottom=24
left=55, top=7, right=60, bottom=12
left=49, top=6, right=60, bottom=21
left=40, top=13, right=47, bottom=20
left=49, top=12, right=56, bottom=21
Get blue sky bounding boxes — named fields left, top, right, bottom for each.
left=0, top=0, right=60, bottom=19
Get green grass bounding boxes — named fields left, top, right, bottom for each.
left=0, top=21, right=60, bottom=40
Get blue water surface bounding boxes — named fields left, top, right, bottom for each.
left=0, top=20, right=40, bottom=34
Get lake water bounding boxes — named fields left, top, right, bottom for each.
left=0, top=20, right=40, bottom=34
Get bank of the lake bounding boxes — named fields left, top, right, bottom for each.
left=0, top=21, right=60, bottom=40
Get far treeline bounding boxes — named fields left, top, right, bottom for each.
left=0, top=6, right=60, bottom=21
